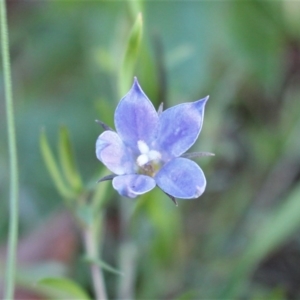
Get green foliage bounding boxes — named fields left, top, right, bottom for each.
left=37, top=277, right=91, bottom=300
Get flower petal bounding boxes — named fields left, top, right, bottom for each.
left=155, top=157, right=206, bottom=199
left=155, top=96, right=209, bottom=159
left=96, top=131, right=134, bottom=175
left=114, top=78, right=159, bottom=149
left=112, top=174, right=156, bottom=198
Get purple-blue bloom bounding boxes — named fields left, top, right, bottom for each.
left=96, top=78, right=209, bottom=202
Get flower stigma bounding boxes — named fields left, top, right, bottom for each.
left=136, top=140, right=162, bottom=177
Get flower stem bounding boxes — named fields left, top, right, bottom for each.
left=117, top=199, right=137, bottom=299
left=83, top=224, right=107, bottom=300
left=0, top=1, right=19, bottom=299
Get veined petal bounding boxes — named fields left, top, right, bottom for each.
left=112, top=174, right=156, bottom=198
left=155, top=157, right=206, bottom=199
left=96, top=131, right=134, bottom=175
left=155, top=96, right=209, bottom=159
left=114, top=78, right=159, bottom=149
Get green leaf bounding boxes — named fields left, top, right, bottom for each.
left=119, top=12, right=143, bottom=96
left=37, top=277, right=91, bottom=300
left=40, top=129, right=75, bottom=199
left=58, top=126, right=83, bottom=192
left=82, top=256, right=124, bottom=276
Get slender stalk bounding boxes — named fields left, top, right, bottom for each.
left=117, top=199, right=137, bottom=299
left=83, top=225, right=107, bottom=300
left=0, top=1, right=19, bottom=299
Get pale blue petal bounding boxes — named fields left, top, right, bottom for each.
left=96, top=131, right=135, bottom=175
left=154, top=96, right=209, bottom=159
left=112, top=174, right=156, bottom=198
left=155, top=157, right=206, bottom=199
left=114, top=78, right=159, bottom=150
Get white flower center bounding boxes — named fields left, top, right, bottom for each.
left=136, top=154, right=149, bottom=166
left=136, top=140, right=161, bottom=176
left=137, top=140, right=149, bottom=154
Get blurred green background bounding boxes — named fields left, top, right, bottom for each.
left=1, top=0, right=300, bottom=299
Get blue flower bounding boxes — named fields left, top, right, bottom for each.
left=96, top=78, right=211, bottom=204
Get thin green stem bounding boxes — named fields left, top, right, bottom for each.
left=83, top=223, right=107, bottom=300
left=0, top=1, right=19, bottom=299
left=117, top=199, right=137, bottom=299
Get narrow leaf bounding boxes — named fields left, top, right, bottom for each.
left=40, top=130, right=75, bottom=199
left=82, top=256, right=124, bottom=276
left=119, top=12, right=143, bottom=96
left=58, top=126, right=82, bottom=192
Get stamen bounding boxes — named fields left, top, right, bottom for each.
left=148, top=150, right=161, bottom=161
left=137, top=154, right=149, bottom=166
left=136, top=141, right=162, bottom=176
left=137, top=140, right=149, bottom=154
